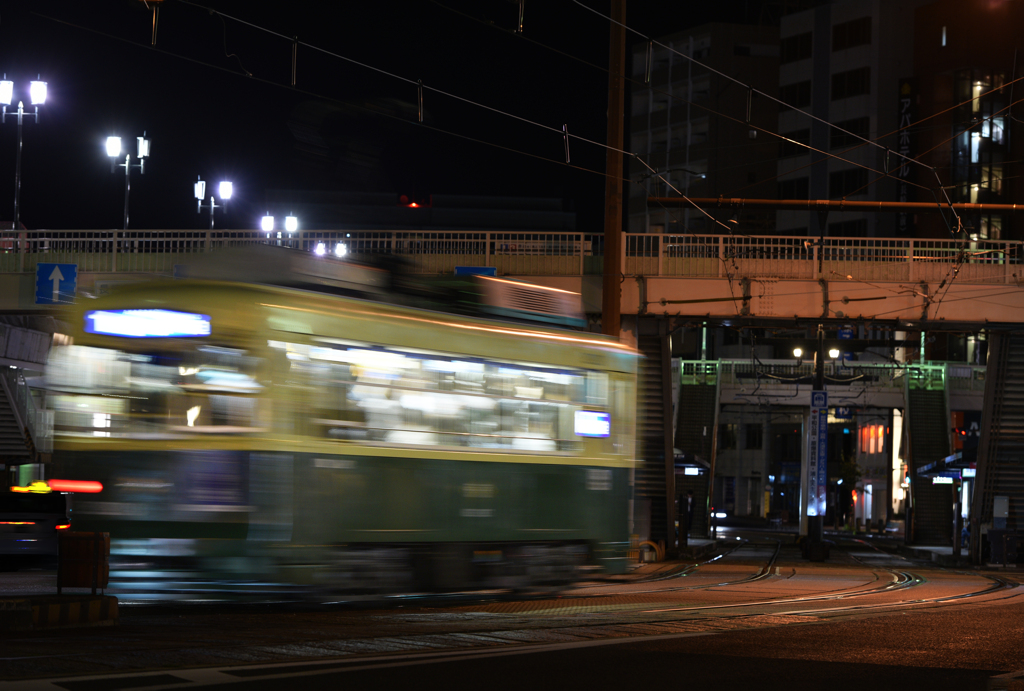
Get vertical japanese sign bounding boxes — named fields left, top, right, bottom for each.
left=896, top=79, right=916, bottom=236
left=838, top=324, right=854, bottom=365
left=807, top=391, right=828, bottom=517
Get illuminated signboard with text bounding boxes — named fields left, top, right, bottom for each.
left=85, top=309, right=211, bottom=338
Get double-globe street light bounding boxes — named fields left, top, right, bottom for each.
left=106, top=133, right=150, bottom=230
left=195, top=177, right=232, bottom=229
left=261, top=213, right=298, bottom=234
left=1, top=75, right=47, bottom=230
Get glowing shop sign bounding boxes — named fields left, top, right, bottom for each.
left=85, top=309, right=211, bottom=338
left=47, top=479, right=104, bottom=494
left=575, top=410, right=610, bottom=438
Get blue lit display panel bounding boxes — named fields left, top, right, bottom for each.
left=575, top=410, right=611, bottom=437
left=84, top=309, right=211, bottom=338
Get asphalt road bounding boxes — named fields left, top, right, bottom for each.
left=2, top=535, right=1022, bottom=691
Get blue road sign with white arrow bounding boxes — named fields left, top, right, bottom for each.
left=35, top=263, right=78, bottom=305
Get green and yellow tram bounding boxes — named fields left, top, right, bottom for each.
left=45, top=277, right=639, bottom=591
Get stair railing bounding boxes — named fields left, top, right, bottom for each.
left=0, top=368, right=50, bottom=457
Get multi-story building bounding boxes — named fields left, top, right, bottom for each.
left=776, top=0, right=927, bottom=238
left=628, top=23, right=780, bottom=236
left=911, top=0, right=1024, bottom=240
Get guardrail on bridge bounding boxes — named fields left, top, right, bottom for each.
left=1, top=230, right=1020, bottom=284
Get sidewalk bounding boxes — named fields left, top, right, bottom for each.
left=898, top=543, right=1023, bottom=570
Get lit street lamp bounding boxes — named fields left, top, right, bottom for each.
left=261, top=213, right=299, bottom=244
left=1, top=75, right=47, bottom=230
left=195, top=177, right=232, bottom=229
left=106, top=133, right=150, bottom=230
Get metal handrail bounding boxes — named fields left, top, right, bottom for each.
left=2, top=230, right=1021, bottom=283
left=0, top=367, right=47, bottom=457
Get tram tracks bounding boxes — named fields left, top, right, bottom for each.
left=4, top=552, right=1019, bottom=687
left=501, top=537, right=1017, bottom=625
left=0, top=541, right=1020, bottom=687
left=5, top=562, right=1017, bottom=690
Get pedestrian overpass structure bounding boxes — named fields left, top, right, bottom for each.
left=1, top=229, right=1022, bottom=564
left=2, top=230, right=1024, bottom=323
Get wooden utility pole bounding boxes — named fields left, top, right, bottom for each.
left=601, top=0, right=626, bottom=339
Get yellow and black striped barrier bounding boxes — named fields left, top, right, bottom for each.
left=0, top=596, right=118, bottom=631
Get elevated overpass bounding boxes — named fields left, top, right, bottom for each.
left=1, top=229, right=1023, bottom=325
left=1, top=229, right=1021, bottom=564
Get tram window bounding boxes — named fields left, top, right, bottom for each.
left=47, top=344, right=263, bottom=437
left=274, top=340, right=598, bottom=453
left=586, top=372, right=609, bottom=405
left=47, top=345, right=130, bottom=393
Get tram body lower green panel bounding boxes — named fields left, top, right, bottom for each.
left=56, top=449, right=631, bottom=572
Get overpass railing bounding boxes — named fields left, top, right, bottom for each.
left=1, top=230, right=1020, bottom=283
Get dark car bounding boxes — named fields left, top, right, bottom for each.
left=0, top=490, right=70, bottom=569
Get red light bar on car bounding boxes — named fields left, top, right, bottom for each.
left=47, top=480, right=103, bottom=494
left=55, top=524, right=71, bottom=530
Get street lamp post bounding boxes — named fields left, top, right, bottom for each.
left=106, top=133, right=150, bottom=230
left=1, top=76, right=47, bottom=230
left=196, top=178, right=232, bottom=229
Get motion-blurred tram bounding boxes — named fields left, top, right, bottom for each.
left=44, top=274, right=639, bottom=591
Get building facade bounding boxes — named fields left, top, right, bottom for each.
left=776, top=0, right=927, bottom=238
left=628, top=23, right=780, bottom=235
left=911, top=0, right=1024, bottom=240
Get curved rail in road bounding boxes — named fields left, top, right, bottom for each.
left=2, top=538, right=1020, bottom=690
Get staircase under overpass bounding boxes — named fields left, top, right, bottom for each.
left=906, top=371, right=953, bottom=545
left=0, top=323, right=54, bottom=473
left=0, top=369, right=38, bottom=467
left=635, top=322, right=676, bottom=552
left=674, top=363, right=719, bottom=539
left=973, top=332, right=1024, bottom=562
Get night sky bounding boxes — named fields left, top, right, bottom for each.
left=0, top=1, right=775, bottom=232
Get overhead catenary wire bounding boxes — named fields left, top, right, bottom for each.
left=175, top=0, right=630, bottom=155
left=570, top=0, right=957, bottom=196
left=29, top=7, right=629, bottom=196
left=26, top=0, right=1017, bottom=308
left=568, top=2, right=1024, bottom=243
left=15, top=4, right=1024, bottom=337
left=177, top=0, right=944, bottom=241
left=170, top=0, right=969, bottom=256
left=168, top=0, right=754, bottom=298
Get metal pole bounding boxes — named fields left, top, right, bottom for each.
left=12, top=103, right=23, bottom=230
left=809, top=325, right=825, bottom=547
left=601, top=0, right=625, bottom=339
left=123, top=154, right=131, bottom=230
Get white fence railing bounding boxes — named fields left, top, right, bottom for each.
left=625, top=235, right=1022, bottom=284
left=1, top=230, right=1020, bottom=283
